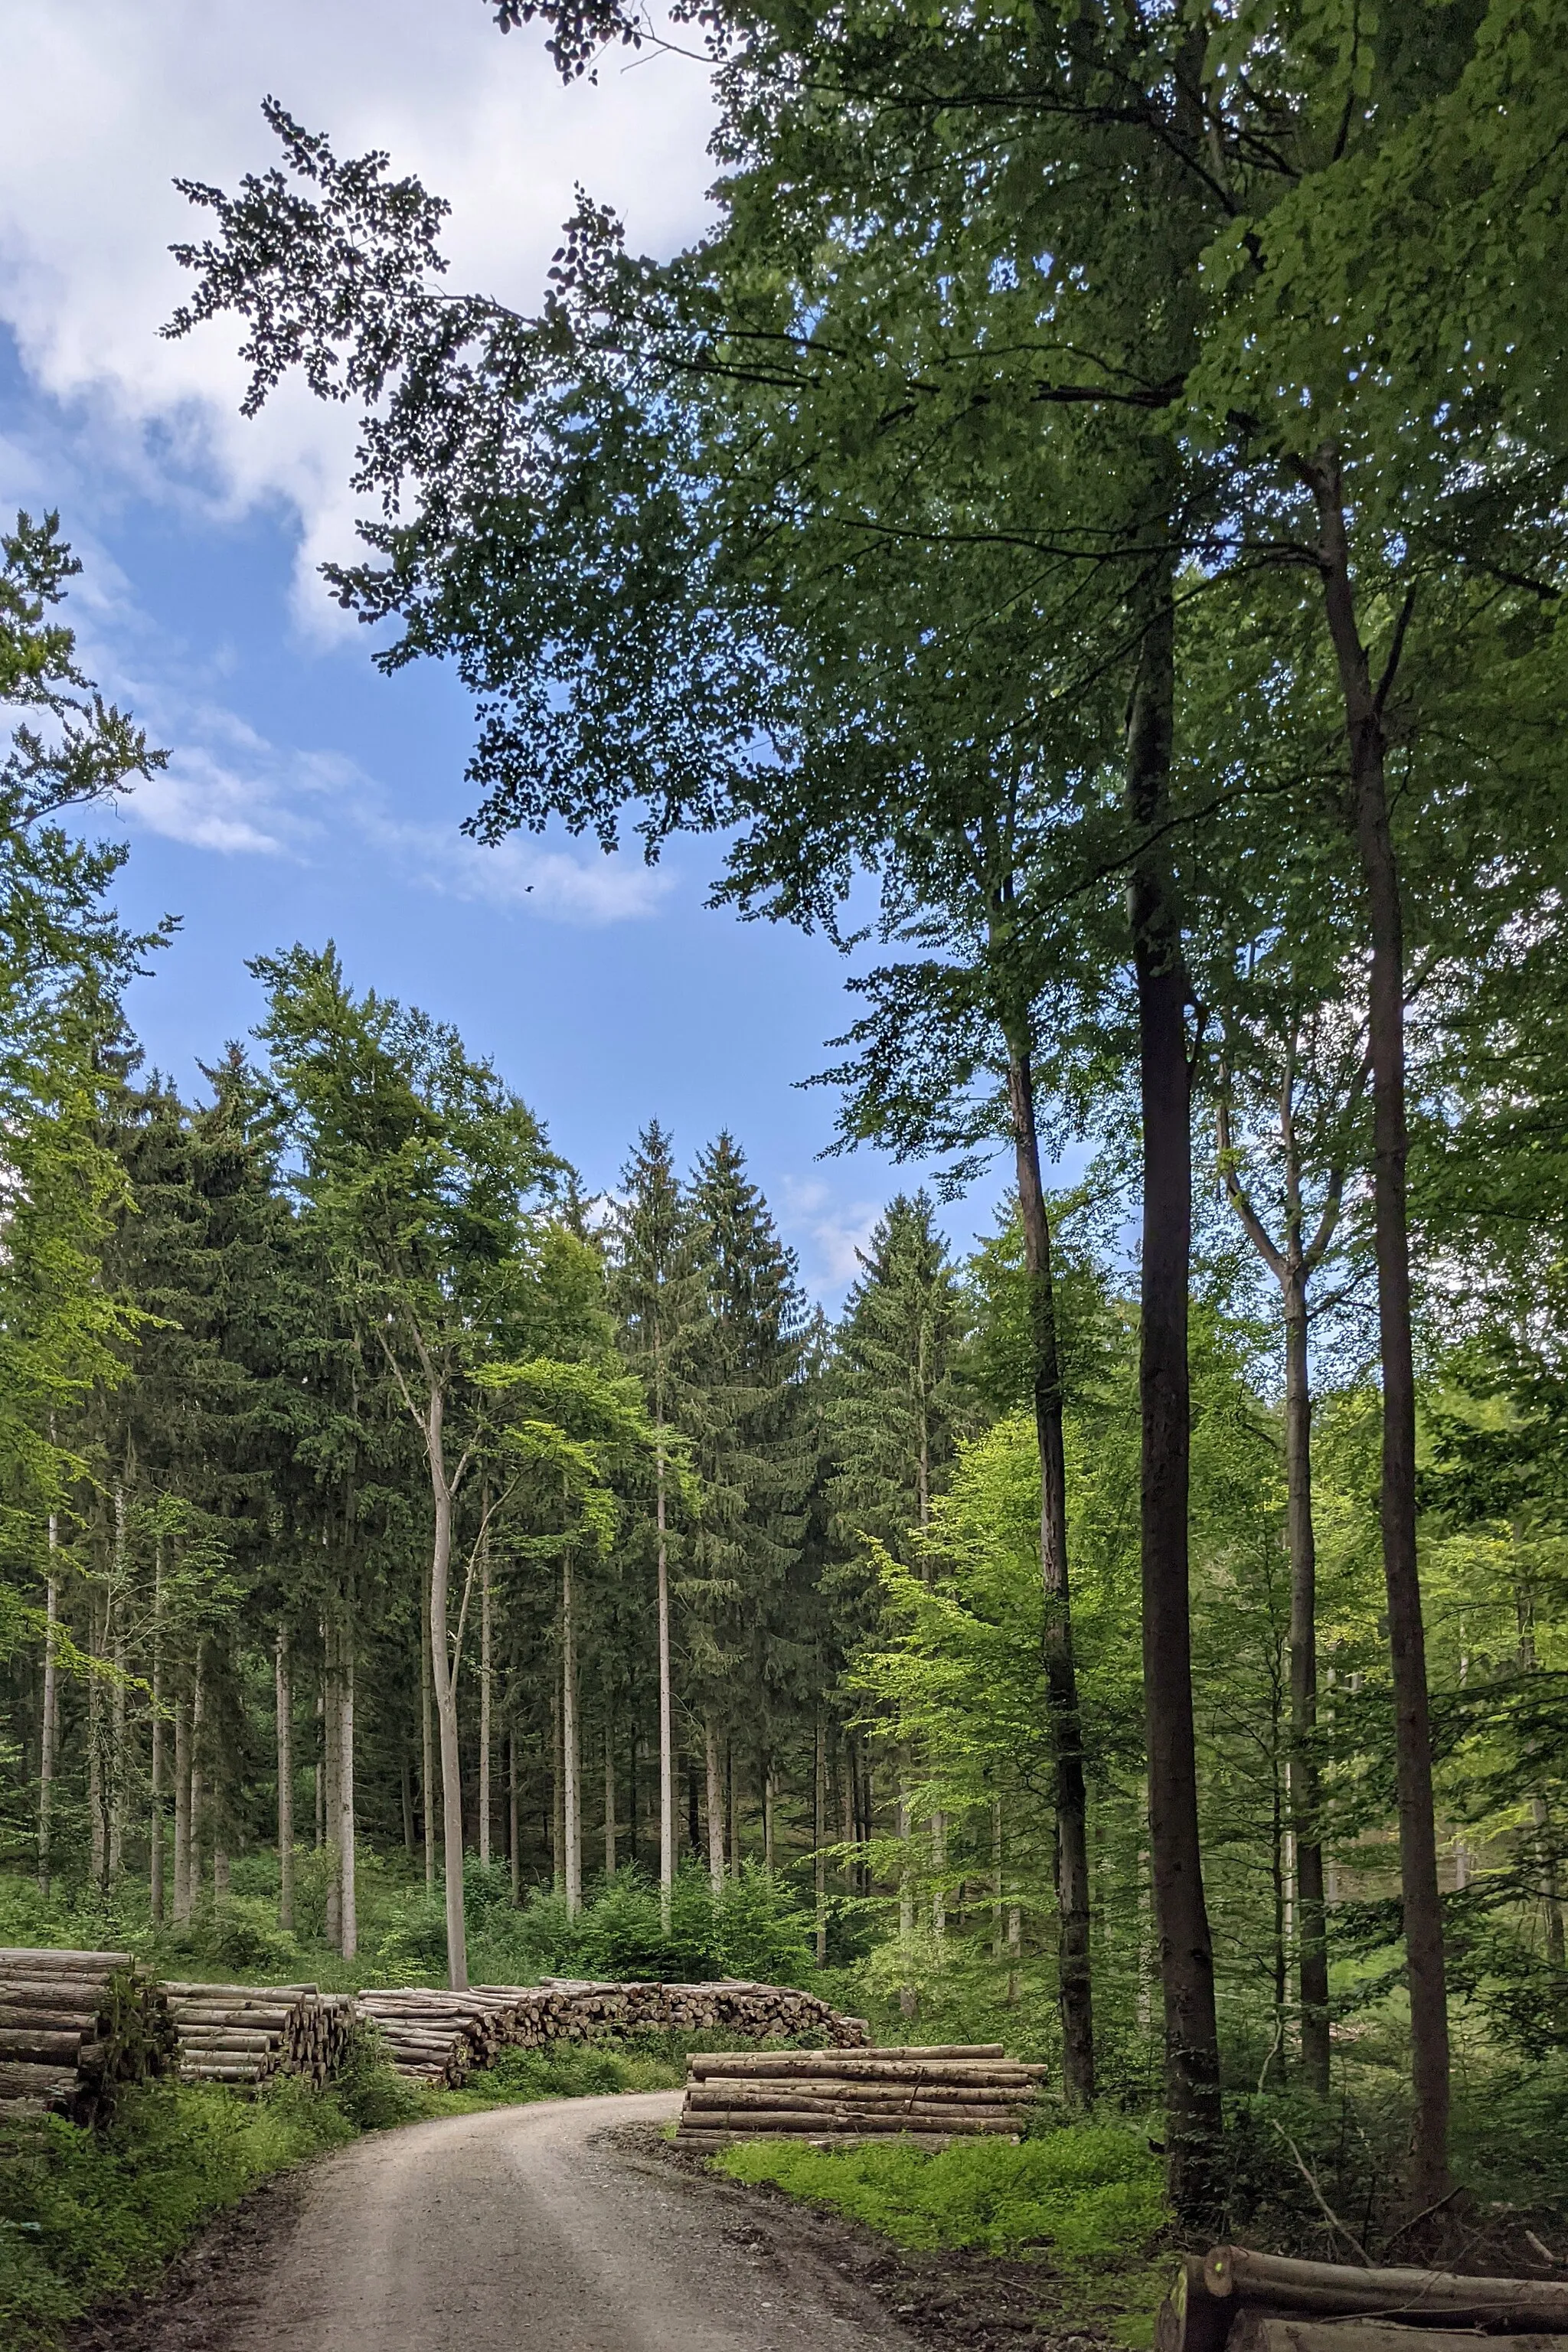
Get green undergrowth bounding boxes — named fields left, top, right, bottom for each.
left=0, top=2077, right=356, bottom=2349
left=0, top=2027, right=681, bottom=2349
left=714, top=2124, right=1171, bottom=2344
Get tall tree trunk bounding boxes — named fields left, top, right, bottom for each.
left=38, top=1534, right=59, bottom=1900
left=814, top=1717, right=828, bottom=1967
left=763, top=1761, right=775, bottom=1872
left=508, top=1729, right=521, bottom=1903
left=88, top=1589, right=106, bottom=1892
left=424, top=1382, right=469, bottom=1988
left=1004, top=1023, right=1095, bottom=2104
left=562, top=1553, right=582, bottom=1918
left=189, top=1645, right=205, bottom=1911
left=420, top=1560, right=436, bottom=1890
left=276, top=1625, right=295, bottom=1932
left=603, top=1723, right=617, bottom=1879
left=479, top=1533, right=492, bottom=1867
left=323, top=1628, right=342, bottom=1952
left=402, top=1753, right=416, bottom=1856
left=172, top=1679, right=192, bottom=1926
left=1127, top=575, right=1222, bottom=2214
left=339, top=1619, right=357, bottom=1958
left=897, top=1749, right=916, bottom=2017
left=1304, top=446, right=1449, bottom=2203
left=704, top=1715, right=725, bottom=1896
left=149, top=1538, right=164, bottom=1926
left=656, top=1442, right=674, bottom=1926
left=108, top=1481, right=127, bottom=1885
left=731, top=1739, right=743, bottom=1878
left=1284, top=1276, right=1331, bottom=2092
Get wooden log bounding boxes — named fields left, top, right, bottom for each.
left=1205, top=2252, right=1568, bottom=2331
left=1156, top=2257, right=1236, bottom=2352
left=1231, top=2320, right=1568, bottom=2352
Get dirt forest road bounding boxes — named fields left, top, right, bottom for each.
left=106, top=2089, right=920, bottom=2352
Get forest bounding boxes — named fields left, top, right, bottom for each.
left=2, top=0, right=1567, bottom=2284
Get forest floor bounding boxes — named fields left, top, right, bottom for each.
left=59, top=2095, right=1120, bottom=2352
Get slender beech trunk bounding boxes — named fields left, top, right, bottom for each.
left=731, top=1739, right=743, bottom=1877
left=38, top=1533, right=59, bottom=1899
left=656, top=1442, right=674, bottom=1926
left=420, top=1560, right=436, bottom=1890
left=323, top=1631, right=341, bottom=1952
left=276, top=1625, right=295, bottom=1932
left=402, top=1755, right=416, bottom=1856
left=1003, top=1015, right=1095, bottom=2103
left=814, top=1717, right=828, bottom=1966
left=1284, top=1279, right=1331, bottom=2091
left=1127, top=575, right=1222, bottom=2213
left=423, top=1382, right=469, bottom=1988
left=108, top=1481, right=127, bottom=1884
left=87, top=1589, right=105, bottom=1891
left=603, top=1723, right=617, bottom=1878
left=992, top=1796, right=1006, bottom=1963
left=479, top=1533, right=492, bottom=1867
left=314, top=1686, right=325, bottom=1847
left=189, top=1647, right=205, bottom=1908
left=552, top=1688, right=566, bottom=1892
left=562, top=1551, right=582, bottom=1917
left=339, top=1619, right=356, bottom=1958
left=508, top=1730, right=521, bottom=1903
left=172, top=1681, right=192, bottom=1925
left=763, top=1762, right=776, bottom=1872
left=149, top=1540, right=165, bottom=1926
left=897, top=1749, right=916, bottom=2017
left=1304, top=446, right=1448, bottom=2203
left=704, top=1715, right=725, bottom=1895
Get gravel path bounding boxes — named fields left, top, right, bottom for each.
left=128, top=2090, right=919, bottom=2352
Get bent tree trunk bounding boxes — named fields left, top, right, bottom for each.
left=1304, top=445, right=1449, bottom=2203
left=1003, top=1020, right=1094, bottom=2105
left=1126, top=573, right=1222, bottom=2215
left=425, top=1380, right=469, bottom=1990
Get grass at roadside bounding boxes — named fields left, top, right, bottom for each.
left=0, top=2029, right=683, bottom=2349
left=713, top=2125, right=1172, bottom=2344
left=0, top=2078, right=355, bottom=2350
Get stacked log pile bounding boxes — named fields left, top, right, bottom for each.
left=672, top=2042, right=1047, bottom=2152
left=1158, top=2248, right=1568, bottom=2352
left=510, top=1978, right=871, bottom=2050
left=356, top=1988, right=516, bottom=2086
left=167, top=1982, right=357, bottom=2090
left=361, top=1978, right=869, bottom=2086
left=0, top=1948, right=178, bottom=2125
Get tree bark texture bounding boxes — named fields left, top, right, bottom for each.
left=1126, top=575, right=1222, bottom=2212
left=657, top=1446, right=674, bottom=1925
left=420, top=1560, right=436, bottom=1891
left=704, top=1715, right=725, bottom=1896
left=276, top=1625, right=295, bottom=1932
left=1005, top=1027, right=1095, bottom=2104
left=1305, top=445, right=1448, bottom=2201
left=562, top=1552, right=582, bottom=1918
left=38, top=1554, right=58, bottom=1900
left=424, top=1381, right=469, bottom=1989
left=603, top=1723, right=617, bottom=1879
left=338, top=1622, right=357, bottom=1959
left=149, top=1541, right=165, bottom=1926
left=172, top=1686, right=191, bottom=1926
left=479, top=1534, right=492, bottom=1867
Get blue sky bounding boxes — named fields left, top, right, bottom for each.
left=0, top=0, right=1014, bottom=1298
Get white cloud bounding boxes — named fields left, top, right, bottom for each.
left=104, top=700, right=675, bottom=923
left=0, top=0, right=716, bottom=629
left=779, top=1176, right=883, bottom=1290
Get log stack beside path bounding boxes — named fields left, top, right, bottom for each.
left=1158, top=2248, right=1568, bottom=2352
left=0, top=1947, right=178, bottom=2125
left=673, top=2042, right=1047, bottom=2152
left=360, top=1978, right=869, bottom=2087
left=166, top=1982, right=356, bottom=2090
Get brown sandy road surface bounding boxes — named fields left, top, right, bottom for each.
left=70, top=2089, right=921, bottom=2352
